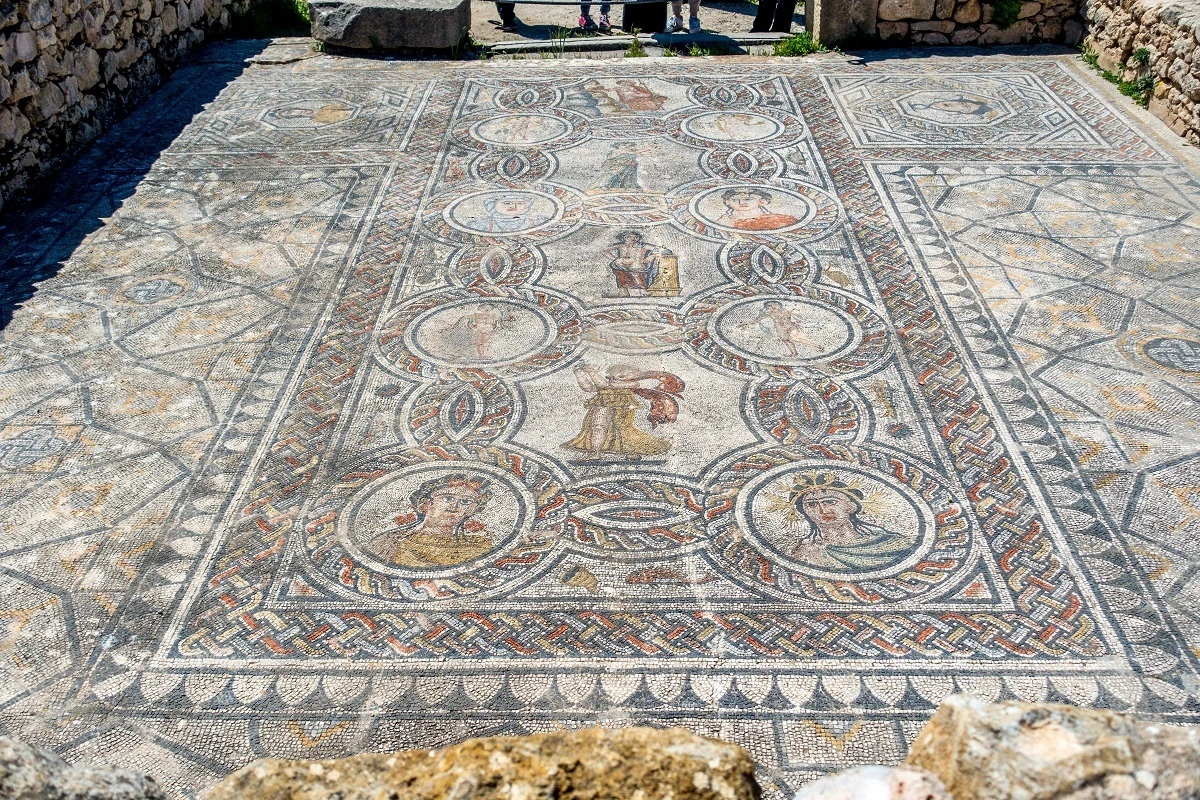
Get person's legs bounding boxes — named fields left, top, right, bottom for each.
left=598, top=2, right=611, bottom=26
left=668, top=0, right=684, bottom=30
left=770, top=0, right=796, bottom=31
left=751, top=0, right=777, bottom=31
left=495, top=0, right=516, bottom=27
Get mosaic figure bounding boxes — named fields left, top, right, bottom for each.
left=581, top=79, right=668, bottom=114
left=563, top=364, right=685, bottom=459
left=721, top=188, right=801, bottom=232
left=364, top=473, right=495, bottom=568
left=738, top=300, right=826, bottom=357
left=464, top=194, right=551, bottom=233
left=785, top=472, right=914, bottom=572
left=437, top=302, right=518, bottom=360
left=602, top=231, right=679, bottom=297
left=593, top=143, right=643, bottom=191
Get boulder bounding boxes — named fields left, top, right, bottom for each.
left=905, top=694, right=1200, bottom=800
left=794, top=766, right=951, bottom=800
left=0, top=736, right=165, bottom=800
left=309, top=0, right=469, bottom=50
left=208, top=727, right=760, bottom=800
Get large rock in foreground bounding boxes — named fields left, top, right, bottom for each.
left=905, top=694, right=1200, bottom=800
left=208, top=727, right=759, bottom=800
left=0, top=736, right=165, bottom=800
left=309, top=0, right=470, bottom=50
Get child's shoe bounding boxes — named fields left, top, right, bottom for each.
left=666, top=14, right=684, bottom=31
left=688, top=15, right=701, bottom=32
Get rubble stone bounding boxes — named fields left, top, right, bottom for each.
left=208, top=727, right=759, bottom=800
left=905, top=695, right=1200, bottom=800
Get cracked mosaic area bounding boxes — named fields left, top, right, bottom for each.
left=1, top=46, right=1198, bottom=798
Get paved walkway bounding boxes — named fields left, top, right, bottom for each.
left=1, top=40, right=1199, bottom=798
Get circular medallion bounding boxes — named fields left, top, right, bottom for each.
left=683, top=111, right=784, bottom=143
left=895, top=90, right=1011, bottom=126
left=303, top=446, right=566, bottom=600
left=685, top=285, right=889, bottom=379
left=713, top=297, right=857, bottom=366
left=470, top=114, right=572, bottom=147
left=1142, top=336, right=1200, bottom=374
left=376, top=287, right=583, bottom=380
left=670, top=181, right=839, bottom=242
left=408, top=298, right=555, bottom=368
left=1118, top=329, right=1200, bottom=379
left=445, top=190, right=562, bottom=236
left=706, top=447, right=969, bottom=602
left=121, top=277, right=186, bottom=305
left=424, top=184, right=583, bottom=244
left=260, top=99, right=358, bottom=129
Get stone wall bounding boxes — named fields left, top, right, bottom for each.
left=1082, top=0, right=1200, bottom=142
left=0, top=0, right=244, bottom=211
left=876, top=0, right=1085, bottom=46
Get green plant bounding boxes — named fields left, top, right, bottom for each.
left=772, top=30, right=826, bottom=56
left=1080, top=45, right=1154, bottom=107
left=687, top=43, right=729, bottom=56
left=663, top=45, right=680, bottom=56
left=625, top=29, right=647, bottom=57
left=989, top=0, right=1021, bottom=30
left=450, top=33, right=485, bottom=60
left=1132, top=47, right=1152, bottom=66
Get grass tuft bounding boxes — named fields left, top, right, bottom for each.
left=625, top=29, right=647, bottom=57
left=1081, top=46, right=1154, bottom=107
left=772, top=30, right=825, bottom=56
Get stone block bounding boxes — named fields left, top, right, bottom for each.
left=917, top=30, right=949, bottom=41
left=1018, top=1, right=1041, bottom=17
left=879, top=0, right=936, bottom=19
left=954, top=0, right=981, bottom=22
left=0, top=736, right=166, bottom=800
left=906, top=695, right=1200, bottom=800
left=13, top=31, right=37, bottom=62
left=952, top=26, right=980, bottom=41
left=912, top=19, right=954, bottom=32
left=309, top=0, right=470, bottom=49
left=209, top=728, right=759, bottom=800
left=934, top=0, right=954, bottom=17
left=878, top=19, right=909, bottom=37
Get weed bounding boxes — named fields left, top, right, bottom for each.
left=989, top=0, right=1021, bottom=30
left=450, top=33, right=486, bottom=60
left=772, top=30, right=825, bottom=56
left=625, top=29, right=647, bottom=57
left=663, top=46, right=680, bottom=56
left=1080, top=45, right=1154, bottom=107
left=1132, top=46, right=1152, bottom=66
left=687, top=43, right=729, bottom=56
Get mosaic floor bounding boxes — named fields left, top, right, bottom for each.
left=1, top=42, right=1199, bottom=799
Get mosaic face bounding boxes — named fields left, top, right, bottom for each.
left=691, top=185, right=815, bottom=233
left=446, top=190, right=561, bottom=235
left=348, top=469, right=520, bottom=569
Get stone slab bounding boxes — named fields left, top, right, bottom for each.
left=310, top=0, right=470, bottom=49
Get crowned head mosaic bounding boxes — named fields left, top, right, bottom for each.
left=0, top=45, right=1198, bottom=798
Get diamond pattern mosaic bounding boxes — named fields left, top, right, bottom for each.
left=1, top=43, right=1198, bottom=799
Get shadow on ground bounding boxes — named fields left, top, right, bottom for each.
left=0, top=39, right=270, bottom=331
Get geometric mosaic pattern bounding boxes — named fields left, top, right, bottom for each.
left=0, top=43, right=1197, bottom=799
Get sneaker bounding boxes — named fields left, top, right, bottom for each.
left=598, top=12, right=611, bottom=28
left=688, top=15, right=701, bottom=32
left=666, top=14, right=684, bottom=32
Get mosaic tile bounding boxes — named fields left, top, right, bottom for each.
left=0, top=51, right=1197, bottom=798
